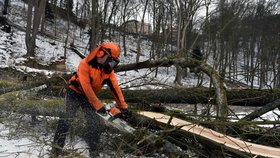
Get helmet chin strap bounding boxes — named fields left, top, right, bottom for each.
left=103, top=64, right=113, bottom=74
left=102, top=56, right=114, bottom=74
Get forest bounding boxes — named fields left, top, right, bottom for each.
left=0, top=0, right=280, bottom=157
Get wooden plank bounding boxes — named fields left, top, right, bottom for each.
left=138, top=111, right=280, bottom=158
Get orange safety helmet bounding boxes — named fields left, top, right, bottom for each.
left=100, top=42, right=121, bottom=59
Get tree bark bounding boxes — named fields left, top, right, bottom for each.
left=97, top=88, right=280, bottom=107
left=0, top=85, right=62, bottom=116
left=90, top=0, right=99, bottom=50
left=2, top=0, right=9, bottom=15
left=1, top=72, right=279, bottom=108
left=116, top=57, right=228, bottom=117
left=0, top=81, right=46, bottom=95
left=241, top=99, right=280, bottom=121
left=25, top=0, right=47, bottom=57
left=25, top=0, right=33, bottom=57
left=139, top=111, right=280, bottom=158
left=1, top=86, right=279, bottom=157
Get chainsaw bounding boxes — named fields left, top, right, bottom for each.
left=96, top=106, right=135, bottom=134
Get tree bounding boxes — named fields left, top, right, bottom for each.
left=173, top=0, right=201, bottom=85
left=2, top=0, right=9, bottom=15
left=99, top=0, right=119, bottom=42
left=150, top=1, right=164, bottom=77
left=120, top=0, right=140, bottom=57
left=45, top=1, right=55, bottom=23
left=120, top=0, right=130, bottom=57
left=25, top=0, right=47, bottom=58
left=135, top=0, right=149, bottom=64
left=65, top=0, right=74, bottom=15
left=89, top=0, right=99, bottom=50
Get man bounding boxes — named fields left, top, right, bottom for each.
left=190, top=46, right=203, bottom=73
left=51, top=42, right=129, bottom=157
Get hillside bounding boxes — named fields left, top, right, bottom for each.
left=0, top=0, right=205, bottom=90
left=0, top=1, right=201, bottom=158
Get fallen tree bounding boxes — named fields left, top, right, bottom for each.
left=241, top=98, right=280, bottom=121
left=0, top=85, right=211, bottom=157
left=97, top=88, right=280, bottom=107
left=1, top=83, right=280, bottom=157
left=70, top=49, right=228, bottom=118
left=1, top=54, right=278, bottom=156
left=1, top=73, right=279, bottom=108
left=139, top=111, right=280, bottom=158
left=0, top=84, right=62, bottom=116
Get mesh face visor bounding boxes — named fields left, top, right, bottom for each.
left=102, top=47, right=120, bottom=69
left=108, top=57, right=120, bottom=69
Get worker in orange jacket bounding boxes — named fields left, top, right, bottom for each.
left=51, top=42, right=129, bottom=157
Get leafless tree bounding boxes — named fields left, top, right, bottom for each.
left=2, top=0, right=9, bottom=15
left=200, top=0, right=280, bottom=89
left=25, top=0, right=47, bottom=58
left=89, top=0, right=99, bottom=50
left=173, top=0, right=202, bottom=85
left=120, top=0, right=139, bottom=56
left=136, top=0, right=149, bottom=64
left=100, top=0, right=119, bottom=42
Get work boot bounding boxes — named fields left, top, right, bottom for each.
left=49, top=147, right=62, bottom=158
left=194, top=67, right=201, bottom=73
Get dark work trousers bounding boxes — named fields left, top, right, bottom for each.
left=52, top=88, right=105, bottom=157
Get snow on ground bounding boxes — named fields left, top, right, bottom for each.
left=0, top=123, right=52, bottom=158
left=0, top=113, right=89, bottom=158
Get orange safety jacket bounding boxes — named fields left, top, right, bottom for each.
left=68, top=46, right=127, bottom=111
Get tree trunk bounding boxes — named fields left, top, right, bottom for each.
left=136, top=0, right=148, bottom=64
left=139, top=111, right=280, bottom=158
left=173, top=0, right=183, bottom=85
left=97, top=88, right=280, bottom=107
left=90, top=0, right=98, bottom=50
left=123, top=58, right=228, bottom=118
left=25, top=0, right=33, bottom=57
left=0, top=84, right=62, bottom=116
left=40, top=0, right=47, bottom=32
left=64, top=0, right=71, bottom=60
left=2, top=0, right=9, bottom=15
left=25, top=0, right=47, bottom=58
left=241, top=99, right=280, bottom=121
left=174, top=65, right=183, bottom=85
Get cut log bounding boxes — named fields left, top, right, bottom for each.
left=1, top=86, right=279, bottom=157
left=241, top=99, right=280, bottom=121
left=37, top=85, right=280, bottom=107
left=138, top=111, right=280, bottom=158
left=0, top=85, right=62, bottom=116
left=0, top=81, right=46, bottom=95
left=97, top=88, right=280, bottom=107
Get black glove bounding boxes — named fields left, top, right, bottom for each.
left=96, top=106, right=107, bottom=116
left=120, top=108, right=131, bottom=120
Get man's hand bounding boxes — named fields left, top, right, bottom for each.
left=108, top=107, right=121, bottom=118
left=120, top=108, right=131, bottom=120
left=96, top=106, right=107, bottom=116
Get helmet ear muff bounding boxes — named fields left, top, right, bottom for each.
left=96, top=49, right=104, bottom=58
left=99, top=42, right=120, bottom=58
